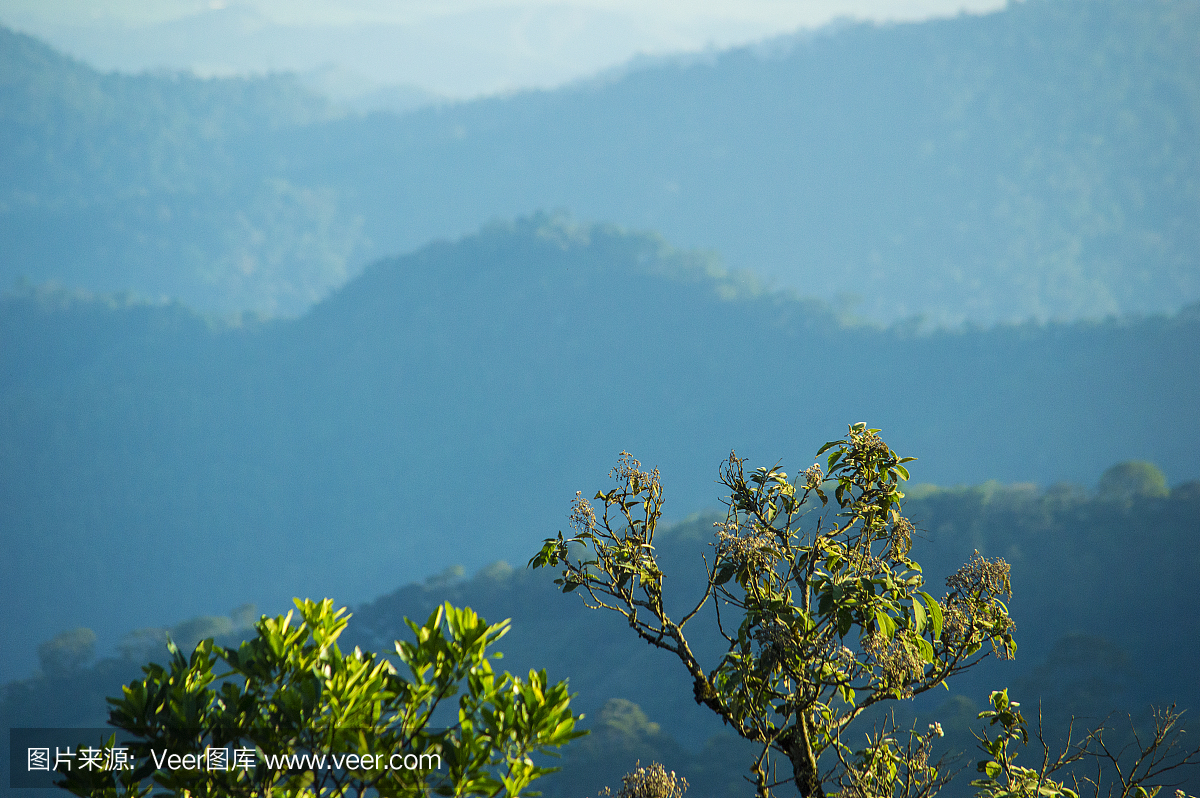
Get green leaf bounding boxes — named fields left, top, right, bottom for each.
left=837, top=609, right=853, bottom=637
left=918, top=591, right=944, bottom=639
left=875, top=610, right=896, bottom=638
left=910, top=597, right=926, bottom=633
left=714, top=563, right=737, bottom=586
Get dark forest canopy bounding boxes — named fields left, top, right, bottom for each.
left=2, top=216, right=1198, bottom=684
left=2, top=0, right=1199, bottom=322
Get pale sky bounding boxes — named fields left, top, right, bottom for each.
left=0, top=0, right=1008, bottom=99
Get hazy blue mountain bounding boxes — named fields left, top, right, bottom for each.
left=2, top=0, right=1198, bottom=323
left=296, top=0, right=1199, bottom=326
left=3, top=216, right=1198, bottom=683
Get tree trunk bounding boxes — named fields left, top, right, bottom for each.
left=785, top=716, right=826, bottom=798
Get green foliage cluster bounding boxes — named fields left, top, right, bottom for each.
left=971, top=690, right=1079, bottom=798
left=57, top=599, right=580, bottom=798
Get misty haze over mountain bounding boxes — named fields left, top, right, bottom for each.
left=2, top=0, right=1197, bottom=324
left=0, top=0, right=1008, bottom=100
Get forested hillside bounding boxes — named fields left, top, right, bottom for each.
left=3, top=216, right=1198, bottom=682
left=0, top=25, right=360, bottom=315
left=4, top=481, right=1196, bottom=796
left=2, top=0, right=1198, bottom=323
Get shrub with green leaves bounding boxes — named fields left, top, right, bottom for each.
left=58, top=599, right=582, bottom=797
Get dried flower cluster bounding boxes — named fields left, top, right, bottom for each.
left=909, top=722, right=945, bottom=771
left=888, top=516, right=915, bottom=558
left=941, top=600, right=971, bottom=645
left=941, top=551, right=1017, bottom=660
left=570, top=491, right=597, bottom=533
left=753, top=620, right=799, bottom=671
left=864, top=630, right=927, bottom=697
left=947, top=551, right=1012, bottom=599
left=714, top=520, right=778, bottom=570
left=753, top=619, right=793, bottom=649
left=804, top=463, right=825, bottom=490
left=610, top=451, right=661, bottom=493
left=846, top=547, right=887, bottom=577
left=942, top=595, right=1016, bottom=659
left=850, top=427, right=892, bottom=459
left=823, top=642, right=863, bottom=677
left=599, top=761, right=688, bottom=798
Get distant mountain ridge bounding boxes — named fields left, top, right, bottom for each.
left=0, top=24, right=362, bottom=315
left=3, top=216, right=1198, bottom=682
left=0, top=26, right=333, bottom=204
left=2, top=0, right=1198, bottom=323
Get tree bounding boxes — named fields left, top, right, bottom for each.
left=531, top=424, right=1017, bottom=798
left=1096, top=462, right=1169, bottom=503
left=37, top=627, right=98, bottom=676
left=57, top=598, right=582, bottom=797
